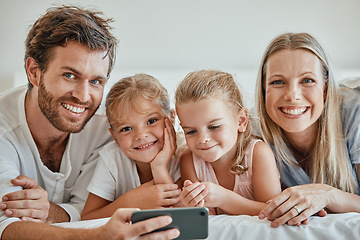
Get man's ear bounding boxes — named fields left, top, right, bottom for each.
left=237, top=108, right=249, bottom=133
left=169, top=109, right=176, bottom=125
left=26, top=57, right=41, bottom=87
left=109, top=127, right=119, bottom=145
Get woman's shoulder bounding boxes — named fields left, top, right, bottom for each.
left=339, top=86, right=360, bottom=121
left=339, top=85, right=360, bottom=105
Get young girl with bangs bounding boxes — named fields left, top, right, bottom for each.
left=175, top=70, right=281, bottom=215
left=82, top=74, right=182, bottom=220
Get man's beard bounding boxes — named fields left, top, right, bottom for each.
left=37, top=77, right=99, bottom=133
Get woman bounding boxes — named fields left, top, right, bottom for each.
left=255, top=32, right=360, bottom=227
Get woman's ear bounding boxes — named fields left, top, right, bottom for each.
left=169, top=109, right=176, bottom=125
left=237, top=108, right=249, bottom=133
left=26, top=57, right=41, bottom=87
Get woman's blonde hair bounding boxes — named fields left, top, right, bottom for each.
left=175, top=70, right=255, bottom=174
left=255, top=33, right=356, bottom=193
left=106, top=74, right=170, bottom=127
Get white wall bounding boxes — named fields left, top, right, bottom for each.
left=1, top=0, right=360, bottom=104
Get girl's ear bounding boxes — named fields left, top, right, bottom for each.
left=237, top=108, right=249, bottom=133
left=169, top=109, right=176, bottom=125
left=109, top=127, right=119, bottom=145
left=26, top=57, right=41, bottom=87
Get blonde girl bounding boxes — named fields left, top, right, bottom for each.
left=256, top=33, right=360, bottom=227
left=82, top=74, right=182, bottom=220
left=175, top=70, right=281, bottom=215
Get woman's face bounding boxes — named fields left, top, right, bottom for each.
left=264, top=49, right=326, bottom=135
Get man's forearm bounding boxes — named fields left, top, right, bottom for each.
left=2, top=221, right=100, bottom=240
left=47, top=202, right=70, bottom=223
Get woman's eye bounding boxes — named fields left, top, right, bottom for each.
left=186, top=130, right=196, bottom=135
left=120, top=126, right=132, bottom=132
left=147, top=118, right=158, bottom=125
left=303, top=78, right=315, bottom=84
left=209, top=125, right=220, bottom=130
left=270, top=80, right=283, bottom=85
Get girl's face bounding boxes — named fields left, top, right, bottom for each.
left=176, top=98, right=246, bottom=164
left=264, top=49, right=326, bottom=135
left=110, top=98, right=168, bottom=163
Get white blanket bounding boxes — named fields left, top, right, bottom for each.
left=54, top=212, right=360, bottom=239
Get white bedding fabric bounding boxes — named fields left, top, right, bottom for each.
left=53, top=212, right=360, bottom=239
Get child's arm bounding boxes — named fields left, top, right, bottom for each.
left=81, top=181, right=181, bottom=220
left=179, top=150, right=208, bottom=207
left=251, top=141, right=282, bottom=202
left=193, top=141, right=281, bottom=216
left=151, top=118, right=176, bottom=184
left=81, top=193, right=112, bottom=220
left=200, top=182, right=266, bottom=215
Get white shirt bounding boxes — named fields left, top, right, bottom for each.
left=88, top=141, right=181, bottom=201
left=0, top=86, right=112, bottom=236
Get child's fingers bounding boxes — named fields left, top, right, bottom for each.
left=197, top=199, right=205, bottom=207
left=184, top=184, right=207, bottom=206
left=165, top=118, right=176, bottom=148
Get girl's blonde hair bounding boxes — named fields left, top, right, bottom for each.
left=106, top=74, right=170, bottom=127
left=255, top=32, right=356, bottom=193
left=175, top=70, right=255, bottom=174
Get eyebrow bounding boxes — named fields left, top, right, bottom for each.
left=181, top=118, right=223, bottom=129
left=61, top=66, right=107, bottom=80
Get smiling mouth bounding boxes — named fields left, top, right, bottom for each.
left=280, top=107, right=307, bottom=116
left=199, top=145, right=216, bottom=151
left=61, top=103, right=86, bottom=114
left=134, top=140, right=157, bottom=150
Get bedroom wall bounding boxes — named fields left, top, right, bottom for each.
left=1, top=0, right=360, bottom=107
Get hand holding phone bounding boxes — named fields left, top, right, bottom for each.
left=131, top=207, right=209, bottom=240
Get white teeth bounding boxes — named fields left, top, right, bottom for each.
left=138, top=143, right=150, bottom=149
left=137, top=142, right=154, bottom=149
left=62, top=103, right=86, bottom=113
left=281, top=107, right=306, bottom=115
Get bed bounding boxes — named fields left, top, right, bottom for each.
left=54, top=212, right=360, bottom=239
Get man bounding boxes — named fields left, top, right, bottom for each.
left=0, top=6, right=179, bottom=239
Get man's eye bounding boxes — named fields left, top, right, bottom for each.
left=120, top=126, right=132, bottom=132
left=64, top=73, right=75, bottom=79
left=147, top=118, right=158, bottom=125
left=90, top=79, right=101, bottom=85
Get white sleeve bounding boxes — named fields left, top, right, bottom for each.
left=0, top=137, right=23, bottom=237
left=87, top=149, right=117, bottom=202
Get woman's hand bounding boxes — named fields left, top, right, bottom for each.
left=258, top=184, right=331, bottom=227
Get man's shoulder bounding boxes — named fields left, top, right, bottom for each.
left=0, top=85, right=27, bottom=134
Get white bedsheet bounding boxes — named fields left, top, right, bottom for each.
left=54, top=212, right=360, bottom=239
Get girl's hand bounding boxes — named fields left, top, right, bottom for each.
left=200, top=182, right=227, bottom=208
left=258, top=184, right=331, bottom=227
left=123, top=180, right=181, bottom=209
left=180, top=180, right=208, bottom=207
left=151, top=118, right=177, bottom=169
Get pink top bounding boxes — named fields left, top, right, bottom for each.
left=193, top=139, right=261, bottom=215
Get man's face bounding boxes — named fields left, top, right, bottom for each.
left=37, top=41, right=109, bottom=133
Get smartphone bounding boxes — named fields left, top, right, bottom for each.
left=131, top=207, right=209, bottom=240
